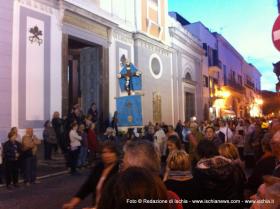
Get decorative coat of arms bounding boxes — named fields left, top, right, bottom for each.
left=29, top=26, right=43, bottom=45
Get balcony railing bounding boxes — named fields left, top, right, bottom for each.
left=225, top=78, right=244, bottom=92
left=245, top=80, right=255, bottom=89
left=208, top=58, right=221, bottom=68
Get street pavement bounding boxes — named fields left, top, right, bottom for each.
left=0, top=144, right=93, bottom=209
left=0, top=145, right=68, bottom=189
left=0, top=170, right=92, bottom=209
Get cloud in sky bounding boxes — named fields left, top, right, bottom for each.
left=168, top=0, right=280, bottom=91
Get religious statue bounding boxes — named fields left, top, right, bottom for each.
left=117, top=55, right=142, bottom=95
left=115, top=55, right=143, bottom=127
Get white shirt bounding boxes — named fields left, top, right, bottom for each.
left=154, top=129, right=166, bottom=143
left=69, top=129, right=82, bottom=149
left=218, top=126, right=233, bottom=143
left=154, top=129, right=167, bottom=156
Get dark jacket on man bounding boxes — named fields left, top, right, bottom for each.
left=246, top=154, right=276, bottom=193
left=3, top=140, right=21, bottom=162
left=75, top=161, right=119, bottom=205
left=273, top=160, right=280, bottom=177
left=193, top=156, right=246, bottom=209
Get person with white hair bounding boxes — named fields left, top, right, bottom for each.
left=117, top=140, right=183, bottom=209
left=250, top=175, right=280, bottom=209
left=103, top=127, right=116, bottom=141
left=122, top=140, right=161, bottom=175
left=271, top=130, right=280, bottom=177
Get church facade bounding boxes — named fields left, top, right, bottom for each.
left=0, top=0, right=206, bottom=139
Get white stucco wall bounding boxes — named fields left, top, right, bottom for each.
left=64, top=0, right=135, bottom=32
left=217, top=36, right=243, bottom=78
left=243, top=62, right=262, bottom=91
left=169, top=16, right=205, bottom=122
left=11, top=0, right=62, bottom=134
left=186, top=22, right=216, bottom=49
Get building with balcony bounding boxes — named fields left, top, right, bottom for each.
left=186, top=22, right=262, bottom=119
left=213, top=33, right=246, bottom=117
left=243, top=63, right=262, bottom=117
left=185, top=21, right=223, bottom=119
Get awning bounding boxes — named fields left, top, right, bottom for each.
left=222, top=109, right=236, bottom=115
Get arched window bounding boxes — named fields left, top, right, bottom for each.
left=185, top=72, right=192, bottom=80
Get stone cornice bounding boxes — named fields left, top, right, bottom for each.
left=17, top=0, right=57, bottom=14
left=171, top=42, right=202, bottom=63
left=169, top=27, right=204, bottom=56
left=183, top=78, right=197, bottom=86
left=133, top=32, right=172, bottom=56
left=63, top=10, right=109, bottom=39
left=63, top=1, right=118, bottom=29
left=113, top=28, right=134, bottom=45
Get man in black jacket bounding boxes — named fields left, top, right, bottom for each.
left=204, top=126, right=223, bottom=148
left=62, top=141, right=120, bottom=209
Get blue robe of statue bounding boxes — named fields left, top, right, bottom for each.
left=118, top=63, right=142, bottom=92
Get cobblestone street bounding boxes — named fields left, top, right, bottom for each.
left=0, top=171, right=91, bottom=209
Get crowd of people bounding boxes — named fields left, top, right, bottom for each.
left=1, top=102, right=280, bottom=209
left=60, top=115, right=280, bottom=209
left=0, top=103, right=99, bottom=188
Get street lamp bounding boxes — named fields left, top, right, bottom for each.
left=255, top=98, right=263, bottom=105
left=249, top=98, right=263, bottom=117
left=214, top=88, right=231, bottom=118
left=221, top=91, right=231, bottom=98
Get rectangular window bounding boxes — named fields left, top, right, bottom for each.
left=149, top=0, right=158, bottom=6
left=203, top=75, right=209, bottom=88
left=207, top=48, right=218, bottom=66
left=185, top=92, right=195, bottom=120
left=148, top=0, right=160, bottom=24
left=213, top=49, right=218, bottom=66
left=203, top=43, right=208, bottom=56
left=230, top=70, right=235, bottom=81
left=223, top=64, right=227, bottom=84
left=238, top=75, right=242, bottom=85
left=208, top=48, right=212, bottom=66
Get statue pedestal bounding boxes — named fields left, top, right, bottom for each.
left=116, top=95, right=143, bottom=127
